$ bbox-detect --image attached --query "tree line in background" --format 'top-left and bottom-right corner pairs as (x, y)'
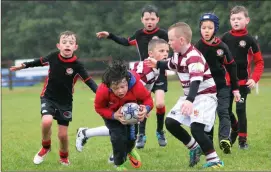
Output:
(2, 1), (271, 69)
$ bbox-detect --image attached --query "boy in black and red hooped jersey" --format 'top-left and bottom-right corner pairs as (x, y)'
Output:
(221, 5), (264, 149)
(195, 13), (241, 154)
(10, 31), (97, 166)
(96, 4), (168, 149)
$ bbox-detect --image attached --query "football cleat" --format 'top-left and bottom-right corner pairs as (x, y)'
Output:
(203, 160), (224, 168)
(128, 149), (141, 168)
(33, 147), (51, 164)
(76, 127), (88, 152)
(220, 139), (231, 154)
(189, 145), (202, 167)
(135, 134), (146, 149)
(59, 158), (70, 166)
(156, 131), (167, 147)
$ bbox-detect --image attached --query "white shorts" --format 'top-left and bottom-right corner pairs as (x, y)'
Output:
(167, 94), (217, 132)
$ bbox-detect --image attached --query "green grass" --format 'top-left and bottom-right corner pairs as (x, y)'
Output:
(2, 77), (271, 171)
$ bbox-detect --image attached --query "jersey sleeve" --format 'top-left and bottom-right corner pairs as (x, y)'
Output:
(186, 56), (205, 82)
(167, 53), (178, 70)
(23, 51), (54, 68)
(250, 37), (264, 83)
(94, 85), (115, 119)
(76, 62), (97, 93)
(222, 43), (235, 65)
(127, 31), (137, 46)
(108, 30), (137, 46)
(223, 45), (239, 90)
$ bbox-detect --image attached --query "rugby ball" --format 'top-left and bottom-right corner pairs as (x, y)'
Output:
(121, 102), (140, 125)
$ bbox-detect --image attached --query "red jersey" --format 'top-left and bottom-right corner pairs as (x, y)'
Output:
(94, 71), (153, 119)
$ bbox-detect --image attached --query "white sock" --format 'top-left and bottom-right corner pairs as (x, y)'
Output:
(185, 137), (199, 150)
(85, 126), (110, 138)
(206, 151), (220, 163)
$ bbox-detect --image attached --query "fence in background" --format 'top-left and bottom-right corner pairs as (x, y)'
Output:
(2, 54), (271, 90)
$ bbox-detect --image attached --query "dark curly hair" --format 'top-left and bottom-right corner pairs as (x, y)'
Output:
(102, 59), (130, 88)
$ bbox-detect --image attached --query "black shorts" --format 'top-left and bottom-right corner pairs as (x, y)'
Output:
(151, 72), (168, 93)
(40, 97), (72, 126)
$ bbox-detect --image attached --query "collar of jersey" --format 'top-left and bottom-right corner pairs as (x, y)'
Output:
(58, 53), (77, 62)
(230, 28), (248, 36)
(143, 27), (159, 35)
(201, 37), (221, 47)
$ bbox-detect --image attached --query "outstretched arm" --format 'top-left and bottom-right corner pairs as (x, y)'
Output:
(10, 54), (50, 71)
(96, 31), (136, 46)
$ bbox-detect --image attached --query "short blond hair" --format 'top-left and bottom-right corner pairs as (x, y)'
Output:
(168, 22), (192, 43)
(148, 38), (168, 51)
(230, 6), (249, 17)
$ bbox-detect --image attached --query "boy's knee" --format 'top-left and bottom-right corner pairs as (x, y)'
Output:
(42, 115), (53, 128)
(156, 103), (165, 109)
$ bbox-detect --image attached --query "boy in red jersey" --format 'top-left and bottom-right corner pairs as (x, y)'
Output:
(94, 59), (153, 170)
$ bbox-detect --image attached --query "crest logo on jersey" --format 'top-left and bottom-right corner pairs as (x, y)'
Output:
(239, 40), (246, 47)
(63, 111), (72, 119)
(216, 49), (224, 56)
(194, 109), (199, 117)
(66, 68), (73, 75)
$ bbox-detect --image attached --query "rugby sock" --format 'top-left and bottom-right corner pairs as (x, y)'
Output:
(205, 150), (220, 163)
(139, 118), (147, 135)
(191, 123), (214, 154)
(85, 126), (109, 138)
(185, 137), (199, 150)
(59, 151), (68, 159)
(42, 139), (51, 149)
(156, 106), (165, 132)
(238, 133), (247, 143)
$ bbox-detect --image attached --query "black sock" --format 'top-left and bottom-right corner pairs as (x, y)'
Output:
(139, 118), (147, 135)
(156, 106), (166, 132)
(191, 122), (214, 155)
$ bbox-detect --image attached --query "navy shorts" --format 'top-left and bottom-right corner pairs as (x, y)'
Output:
(40, 98), (72, 126)
(151, 72), (168, 93)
